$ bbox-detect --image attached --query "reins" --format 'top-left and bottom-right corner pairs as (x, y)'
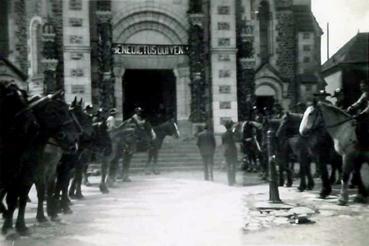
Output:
(325, 117), (355, 128)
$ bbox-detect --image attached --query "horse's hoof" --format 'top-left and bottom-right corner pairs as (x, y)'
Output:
(16, 225), (31, 236)
(338, 199), (348, 206)
(75, 193), (84, 200)
(50, 215), (61, 222)
(286, 182), (293, 188)
(353, 195), (368, 204)
(2, 222), (13, 235)
(69, 194), (77, 200)
(36, 215), (49, 223)
(307, 185), (314, 191)
(153, 171), (160, 175)
(99, 184), (109, 194)
(62, 206), (73, 214)
(297, 186), (305, 192)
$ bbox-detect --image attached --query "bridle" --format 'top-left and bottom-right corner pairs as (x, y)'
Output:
(309, 105), (355, 132)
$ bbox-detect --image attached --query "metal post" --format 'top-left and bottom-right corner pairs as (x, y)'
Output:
(267, 128), (282, 203)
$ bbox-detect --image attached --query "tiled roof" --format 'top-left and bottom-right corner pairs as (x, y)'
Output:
(322, 32), (369, 73)
(293, 5), (322, 34)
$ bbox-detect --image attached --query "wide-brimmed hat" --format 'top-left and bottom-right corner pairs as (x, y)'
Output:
(313, 89), (331, 97)
(331, 88), (343, 97)
(134, 107), (143, 113)
(110, 108), (117, 115)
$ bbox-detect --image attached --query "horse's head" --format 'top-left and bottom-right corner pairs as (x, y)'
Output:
(70, 98), (94, 141)
(0, 82), (39, 137)
(168, 120), (180, 138)
(32, 96), (80, 153)
(276, 112), (302, 138)
(299, 101), (324, 136)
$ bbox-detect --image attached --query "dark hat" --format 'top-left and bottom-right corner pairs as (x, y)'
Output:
(313, 89), (331, 97)
(110, 108), (117, 115)
(134, 107), (143, 113)
(331, 88), (343, 97)
(224, 120), (234, 129)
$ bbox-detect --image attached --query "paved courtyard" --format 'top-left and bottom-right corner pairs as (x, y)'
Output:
(1, 170), (369, 246)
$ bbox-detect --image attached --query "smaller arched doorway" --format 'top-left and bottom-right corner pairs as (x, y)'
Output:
(255, 84), (278, 112)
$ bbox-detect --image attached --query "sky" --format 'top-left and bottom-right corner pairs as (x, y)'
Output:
(311, 0), (369, 64)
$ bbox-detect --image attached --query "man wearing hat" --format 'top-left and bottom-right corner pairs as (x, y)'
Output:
(314, 89), (332, 104)
(196, 124), (216, 181)
(222, 120), (238, 186)
(106, 108), (118, 132)
(331, 88), (344, 108)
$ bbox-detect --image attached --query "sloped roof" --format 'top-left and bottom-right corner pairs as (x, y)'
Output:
(293, 5), (323, 34)
(322, 32), (369, 73)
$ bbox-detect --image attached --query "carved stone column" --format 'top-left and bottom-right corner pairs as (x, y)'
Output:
(188, 10), (208, 123)
(41, 20), (58, 94)
(96, 0), (115, 115)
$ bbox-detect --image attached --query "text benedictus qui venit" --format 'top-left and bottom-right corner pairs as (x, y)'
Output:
(112, 44), (189, 56)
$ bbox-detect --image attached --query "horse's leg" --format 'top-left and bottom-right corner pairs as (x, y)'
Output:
(35, 180), (48, 223)
(0, 189), (6, 217)
(15, 184), (32, 235)
(306, 159), (315, 190)
(99, 155), (109, 194)
(352, 157), (368, 203)
(153, 150), (160, 175)
(297, 154), (307, 192)
(122, 153), (132, 182)
(145, 151), (152, 175)
(339, 153), (356, 205)
(74, 163), (84, 199)
(209, 154), (214, 181)
(2, 189), (16, 235)
(46, 176), (59, 221)
(318, 155), (332, 198)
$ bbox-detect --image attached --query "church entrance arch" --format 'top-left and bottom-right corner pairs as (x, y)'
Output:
(112, 2), (191, 127)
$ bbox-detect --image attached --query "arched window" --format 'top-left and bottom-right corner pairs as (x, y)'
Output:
(258, 1), (270, 63)
(30, 18), (42, 76)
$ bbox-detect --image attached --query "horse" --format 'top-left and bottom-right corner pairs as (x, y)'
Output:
(144, 120), (180, 175)
(68, 98), (95, 200)
(1, 90), (80, 235)
(276, 113), (315, 191)
(233, 121), (262, 172)
(31, 94), (82, 223)
(0, 82), (39, 235)
(300, 102), (369, 205)
(277, 112), (342, 197)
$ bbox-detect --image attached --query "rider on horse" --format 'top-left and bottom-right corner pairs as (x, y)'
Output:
(347, 80), (369, 148)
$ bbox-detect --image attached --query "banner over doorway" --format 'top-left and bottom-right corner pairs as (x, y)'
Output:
(113, 43), (189, 56)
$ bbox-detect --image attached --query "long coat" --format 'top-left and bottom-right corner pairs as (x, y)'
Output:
(196, 129), (216, 156)
(222, 130), (238, 162)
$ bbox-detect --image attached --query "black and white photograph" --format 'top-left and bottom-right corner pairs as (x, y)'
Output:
(0, 0), (368, 245)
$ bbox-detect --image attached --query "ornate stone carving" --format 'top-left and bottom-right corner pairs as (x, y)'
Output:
(70, 35), (83, 44)
(70, 68), (84, 77)
(69, 0), (82, 10)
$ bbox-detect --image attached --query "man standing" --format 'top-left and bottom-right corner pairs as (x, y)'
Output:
(222, 120), (238, 186)
(196, 124), (216, 181)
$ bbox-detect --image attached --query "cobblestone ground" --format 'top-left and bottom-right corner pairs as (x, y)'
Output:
(0, 170), (368, 246)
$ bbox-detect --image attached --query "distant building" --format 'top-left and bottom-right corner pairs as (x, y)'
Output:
(322, 32), (369, 107)
(0, 0), (322, 133)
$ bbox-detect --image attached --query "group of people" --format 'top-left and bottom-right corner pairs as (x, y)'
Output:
(196, 79), (369, 187)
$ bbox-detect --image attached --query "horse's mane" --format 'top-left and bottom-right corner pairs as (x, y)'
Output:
(318, 102), (351, 118)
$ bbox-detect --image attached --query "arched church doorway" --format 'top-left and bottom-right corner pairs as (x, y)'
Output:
(122, 69), (176, 125)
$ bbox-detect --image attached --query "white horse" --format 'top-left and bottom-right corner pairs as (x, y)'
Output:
(299, 101), (369, 205)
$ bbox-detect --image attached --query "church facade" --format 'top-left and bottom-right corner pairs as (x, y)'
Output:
(0, 0), (322, 133)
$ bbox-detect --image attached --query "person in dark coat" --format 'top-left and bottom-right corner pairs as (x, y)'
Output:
(196, 124), (216, 181)
(222, 120), (238, 186)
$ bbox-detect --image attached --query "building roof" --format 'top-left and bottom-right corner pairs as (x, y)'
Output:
(293, 5), (323, 34)
(322, 32), (369, 73)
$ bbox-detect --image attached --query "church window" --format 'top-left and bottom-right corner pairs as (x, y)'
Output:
(219, 85), (231, 94)
(219, 70), (231, 78)
(220, 101), (231, 109)
(70, 0), (82, 10)
(71, 68), (84, 77)
(71, 84), (85, 94)
(30, 18), (42, 76)
(218, 22), (230, 30)
(218, 6), (230, 15)
(218, 54), (231, 61)
(218, 38), (230, 46)
(258, 1), (271, 63)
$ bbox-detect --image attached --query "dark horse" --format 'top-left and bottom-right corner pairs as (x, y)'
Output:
(107, 119), (180, 185)
(277, 112), (342, 198)
(1, 89), (80, 235)
(0, 81), (39, 235)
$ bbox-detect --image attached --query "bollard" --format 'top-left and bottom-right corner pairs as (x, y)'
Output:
(267, 129), (282, 203)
